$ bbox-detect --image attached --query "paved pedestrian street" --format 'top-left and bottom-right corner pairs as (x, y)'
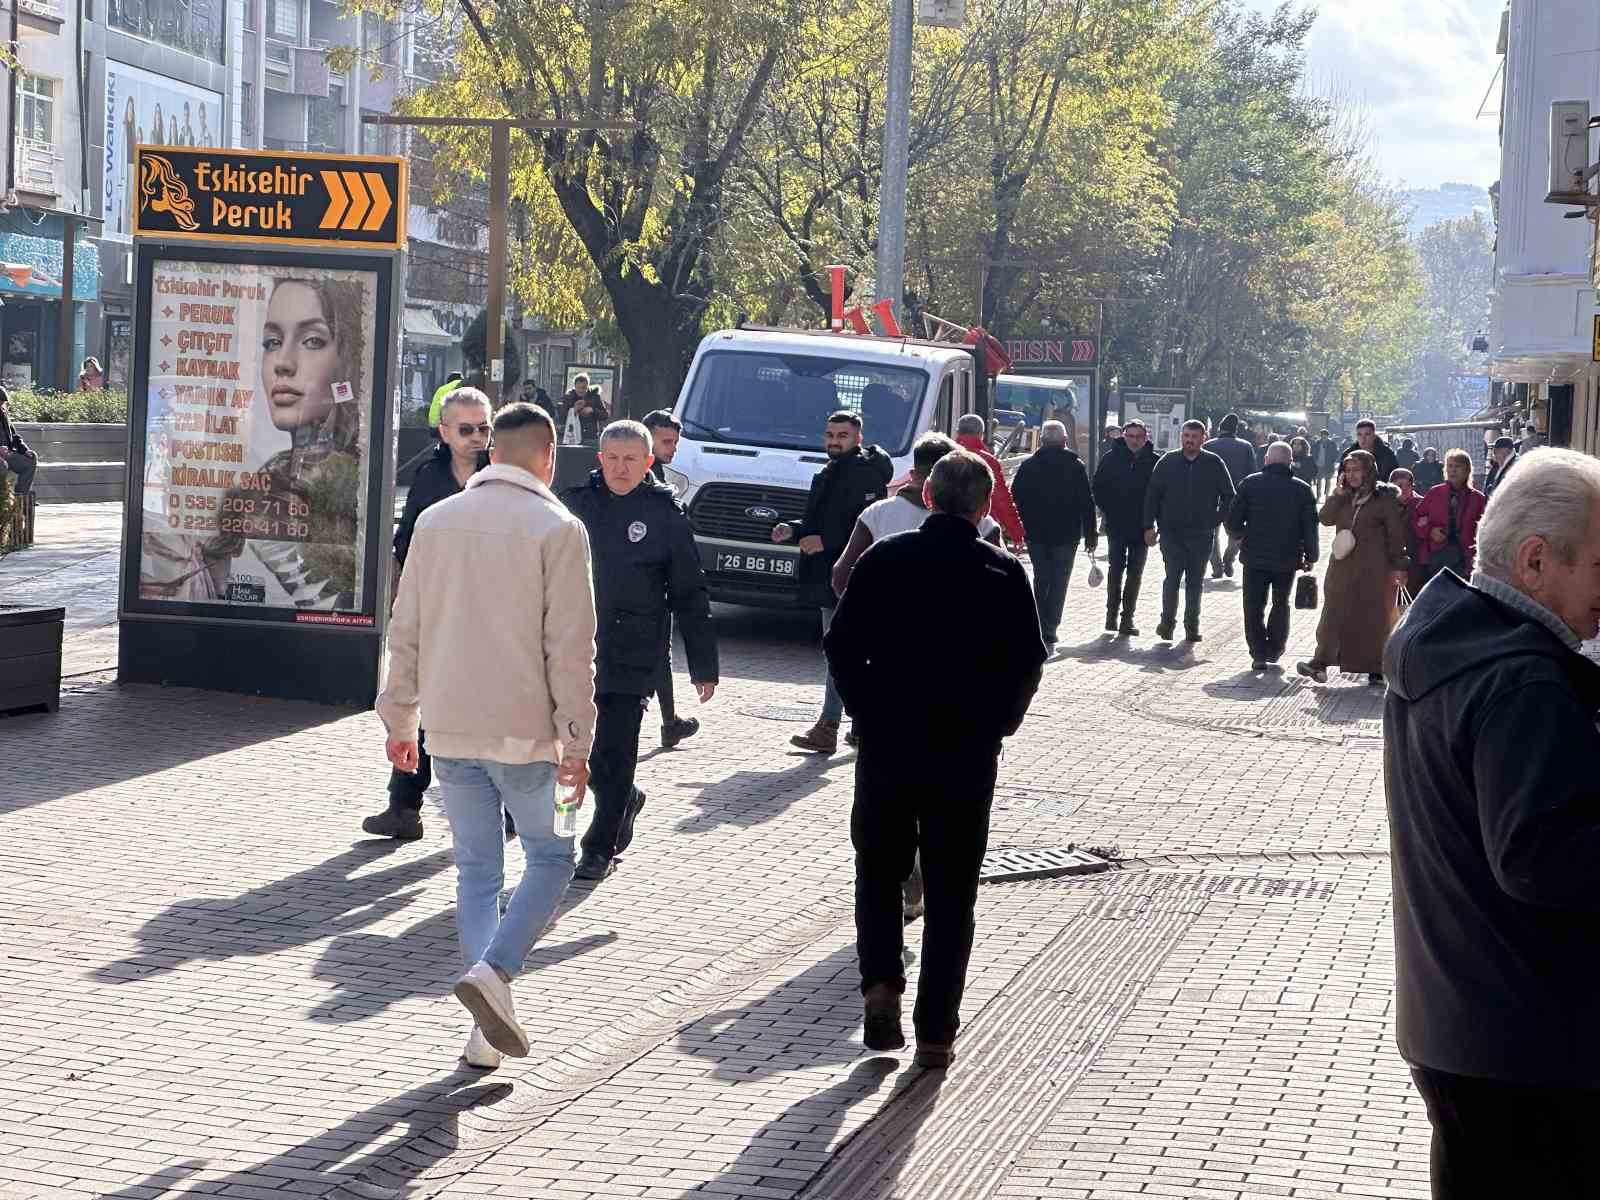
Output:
(3, 504), (1433, 1199)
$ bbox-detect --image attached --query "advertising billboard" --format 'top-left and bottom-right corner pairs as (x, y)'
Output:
(103, 64), (224, 241)
(1120, 388), (1191, 454)
(132, 255), (382, 621)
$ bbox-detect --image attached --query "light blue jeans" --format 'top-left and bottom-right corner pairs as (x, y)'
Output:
(820, 605), (845, 723)
(433, 757), (574, 977)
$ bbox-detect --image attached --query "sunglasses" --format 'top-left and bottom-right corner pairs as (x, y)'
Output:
(454, 422), (493, 437)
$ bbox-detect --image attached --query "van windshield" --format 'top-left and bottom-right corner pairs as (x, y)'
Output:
(679, 350), (928, 455)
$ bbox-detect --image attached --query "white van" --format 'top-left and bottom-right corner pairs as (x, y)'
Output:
(665, 326), (981, 607)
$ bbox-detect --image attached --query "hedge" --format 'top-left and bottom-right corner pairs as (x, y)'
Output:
(6, 387), (128, 424)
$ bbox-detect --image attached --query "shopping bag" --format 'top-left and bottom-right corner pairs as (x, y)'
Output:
(1294, 574), (1318, 610)
(1086, 549), (1104, 588)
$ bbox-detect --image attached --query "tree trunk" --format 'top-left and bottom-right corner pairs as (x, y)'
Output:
(610, 280), (706, 419)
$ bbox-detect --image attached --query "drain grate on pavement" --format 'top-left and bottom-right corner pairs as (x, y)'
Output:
(992, 786), (1090, 818)
(738, 704), (820, 722)
(980, 845), (1113, 882)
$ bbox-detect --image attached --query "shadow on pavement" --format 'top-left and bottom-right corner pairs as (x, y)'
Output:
(677, 944), (874, 1083)
(97, 1070), (510, 1199)
(1055, 634), (1204, 675)
(0, 681), (347, 816)
(1200, 671), (1292, 702)
(309, 906), (617, 1023)
(674, 1056), (917, 1198)
(92, 841), (453, 984)
(674, 754), (846, 833)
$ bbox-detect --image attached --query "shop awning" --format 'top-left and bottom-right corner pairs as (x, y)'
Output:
(403, 307), (454, 347)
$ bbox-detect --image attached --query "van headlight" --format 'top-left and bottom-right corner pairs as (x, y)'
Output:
(664, 466), (690, 497)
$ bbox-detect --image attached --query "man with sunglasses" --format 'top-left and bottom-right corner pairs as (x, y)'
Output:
(363, 388), (493, 840)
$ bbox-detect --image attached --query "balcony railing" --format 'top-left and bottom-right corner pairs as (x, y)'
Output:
(109, 0), (223, 61)
(14, 138), (60, 196)
(17, 0), (66, 25)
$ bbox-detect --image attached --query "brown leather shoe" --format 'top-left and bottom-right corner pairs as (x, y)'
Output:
(863, 982), (905, 1051)
(790, 720), (839, 754)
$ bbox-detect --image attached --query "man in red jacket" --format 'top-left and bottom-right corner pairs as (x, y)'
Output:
(955, 414), (1025, 546)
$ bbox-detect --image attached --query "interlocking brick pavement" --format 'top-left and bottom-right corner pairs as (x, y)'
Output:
(2, 505), (1432, 1199)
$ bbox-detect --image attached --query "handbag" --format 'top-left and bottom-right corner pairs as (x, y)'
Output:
(1294, 573), (1318, 610)
(1086, 548), (1104, 588)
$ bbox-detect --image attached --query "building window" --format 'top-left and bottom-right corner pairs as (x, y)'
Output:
(107, 0), (224, 62)
(20, 76), (55, 145)
(241, 82), (255, 136)
(268, 0), (298, 40)
(360, 117), (389, 156)
(307, 95), (344, 152)
(243, 0), (256, 30)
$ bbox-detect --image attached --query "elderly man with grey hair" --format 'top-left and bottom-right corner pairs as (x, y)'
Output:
(562, 419), (719, 881)
(1384, 447), (1600, 1195)
(1010, 418), (1097, 648)
(826, 448), (1045, 1070)
(1224, 439), (1317, 670)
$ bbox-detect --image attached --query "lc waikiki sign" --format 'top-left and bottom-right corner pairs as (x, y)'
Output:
(131, 145), (406, 250)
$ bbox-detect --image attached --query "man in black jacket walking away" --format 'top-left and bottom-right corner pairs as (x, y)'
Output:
(773, 410), (892, 753)
(1010, 420), (1096, 649)
(1226, 442), (1318, 671)
(1093, 419), (1158, 635)
(364, 387), (492, 841)
(643, 410), (700, 750)
(1384, 449), (1600, 1198)
(1143, 419), (1234, 643)
(825, 449), (1045, 1070)
(564, 420), (719, 881)
(1202, 413), (1256, 578)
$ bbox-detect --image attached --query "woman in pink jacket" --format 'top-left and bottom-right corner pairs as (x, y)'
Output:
(1412, 448), (1487, 584)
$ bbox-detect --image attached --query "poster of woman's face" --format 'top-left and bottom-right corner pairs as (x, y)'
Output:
(137, 261), (377, 614)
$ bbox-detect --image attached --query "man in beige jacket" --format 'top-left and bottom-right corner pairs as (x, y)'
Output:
(377, 402), (597, 1070)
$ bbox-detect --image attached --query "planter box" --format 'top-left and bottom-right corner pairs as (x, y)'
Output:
(0, 605), (63, 714)
(16, 422), (130, 504)
(2, 491), (35, 550)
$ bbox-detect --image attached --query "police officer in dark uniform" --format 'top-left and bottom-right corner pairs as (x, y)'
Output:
(563, 419), (719, 881)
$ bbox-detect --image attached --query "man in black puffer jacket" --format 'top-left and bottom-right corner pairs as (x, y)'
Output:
(1092, 420), (1158, 635)
(365, 388), (492, 842)
(1225, 442), (1318, 670)
(1010, 420), (1096, 647)
(564, 420), (719, 881)
(772, 409), (893, 754)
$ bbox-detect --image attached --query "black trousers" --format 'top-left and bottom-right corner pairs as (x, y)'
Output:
(580, 692), (647, 861)
(1029, 540), (1077, 643)
(388, 728), (430, 811)
(653, 616), (677, 725)
(1159, 531), (1212, 631)
(1105, 535), (1148, 625)
(1410, 1066), (1600, 1198)
(852, 738), (999, 1045)
(1241, 567), (1294, 661)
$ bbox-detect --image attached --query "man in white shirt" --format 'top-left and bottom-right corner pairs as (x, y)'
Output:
(833, 433), (1000, 598)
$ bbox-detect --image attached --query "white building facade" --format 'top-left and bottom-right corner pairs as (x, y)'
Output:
(1488, 0), (1600, 453)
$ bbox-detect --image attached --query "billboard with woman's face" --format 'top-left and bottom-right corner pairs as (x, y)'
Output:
(132, 256), (383, 620)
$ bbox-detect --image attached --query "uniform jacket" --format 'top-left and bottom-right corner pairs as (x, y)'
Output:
(824, 513), (1046, 749)
(1412, 482), (1487, 575)
(1143, 448), (1235, 537)
(1010, 444), (1096, 549)
(563, 470), (717, 696)
(955, 433), (1025, 543)
(1385, 571), (1600, 1084)
(1340, 439), (1399, 482)
(393, 443), (488, 567)
(377, 464), (597, 765)
(1225, 462), (1318, 573)
(1201, 433), (1256, 490)
(1092, 437), (1158, 541)
(794, 444), (893, 607)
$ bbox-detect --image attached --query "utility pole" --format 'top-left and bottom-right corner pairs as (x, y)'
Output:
(363, 115), (639, 406)
(874, 0), (913, 319)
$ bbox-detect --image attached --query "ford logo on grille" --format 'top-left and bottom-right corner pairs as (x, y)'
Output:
(745, 505), (781, 521)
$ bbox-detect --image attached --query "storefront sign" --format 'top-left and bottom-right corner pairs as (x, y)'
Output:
(104, 64), (224, 242)
(132, 145), (406, 249)
(1003, 337), (1098, 367)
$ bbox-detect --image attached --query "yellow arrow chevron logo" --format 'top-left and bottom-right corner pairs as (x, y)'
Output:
(320, 169), (394, 232)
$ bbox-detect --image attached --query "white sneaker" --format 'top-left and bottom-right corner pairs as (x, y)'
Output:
(462, 1026), (502, 1070)
(452, 962), (530, 1057)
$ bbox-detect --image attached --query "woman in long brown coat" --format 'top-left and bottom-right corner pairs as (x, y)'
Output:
(1296, 449), (1410, 686)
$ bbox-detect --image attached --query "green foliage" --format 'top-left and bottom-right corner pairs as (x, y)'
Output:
(5, 388), (128, 424)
